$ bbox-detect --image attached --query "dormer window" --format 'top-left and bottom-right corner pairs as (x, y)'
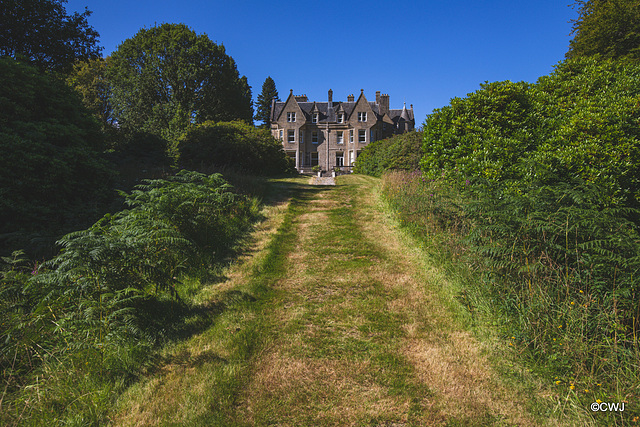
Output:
(337, 113), (344, 123)
(312, 113), (318, 123)
(287, 112), (296, 122)
(357, 112), (367, 122)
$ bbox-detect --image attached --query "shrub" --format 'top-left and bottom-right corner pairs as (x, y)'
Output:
(354, 130), (423, 177)
(0, 58), (114, 254)
(178, 121), (296, 176)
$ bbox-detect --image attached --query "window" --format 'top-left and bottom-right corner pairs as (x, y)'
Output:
(337, 131), (344, 144)
(349, 129), (354, 143)
(279, 129), (283, 140)
(312, 113), (318, 123)
(358, 129), (366, 143)
(299, 130), (304, 144)
(370, 129), (375, 142)
(337, 113), (344, 123)
(336, 152), (344, 167)
(357, 112), (367, 122)
(310, 152), (319, 166)
(287, 112), (296, 122)
(312, 131), (318, 144)
(288, 129), (295, 143)
(349, 150), (355, 165)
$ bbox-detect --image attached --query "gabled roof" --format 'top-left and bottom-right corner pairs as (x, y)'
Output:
(270, 90), (414, 124)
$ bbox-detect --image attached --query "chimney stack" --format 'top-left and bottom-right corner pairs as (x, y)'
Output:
(328, 89), (333, 104)
(347, 94), (354, 102)
(376, 91), (381, 104)
(380, 94), (390, 115)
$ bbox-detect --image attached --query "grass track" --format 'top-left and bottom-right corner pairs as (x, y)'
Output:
(113, 175), (576, 426)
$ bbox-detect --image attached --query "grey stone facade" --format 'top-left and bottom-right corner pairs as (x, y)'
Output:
(271, 89), (415, 173)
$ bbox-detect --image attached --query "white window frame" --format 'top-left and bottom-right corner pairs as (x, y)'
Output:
(349, 129), (354, 143)
(312, 131), (318, 144)
(312, 113), (318, 123)
(358, 129), (366, 143)
(279, 129), (283, 141)
(288, 129), (295, 143)
(336, 151), (344, 167)
(337, 113), (344, 123)
(287, 112), (296, 122)
(358, 112), (367, 122)
(337, 131), (344, 144)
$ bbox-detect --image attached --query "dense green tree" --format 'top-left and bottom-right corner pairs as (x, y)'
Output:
(567, 0), (640, 61)
(67, 57), (113, 130)
(0, 58), (112, 251)
(255, 76), (280, 127)
(108, 24), (253, 144)
(0, 0), (101, 73)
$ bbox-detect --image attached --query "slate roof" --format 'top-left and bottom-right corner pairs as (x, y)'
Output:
(272, 96), (414, 123)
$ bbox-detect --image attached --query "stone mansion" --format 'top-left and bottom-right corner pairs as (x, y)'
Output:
(270, 89), (415, 172)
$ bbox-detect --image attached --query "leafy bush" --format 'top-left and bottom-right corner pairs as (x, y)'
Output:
(422, 57), (640, 207)
(0, 58), (114, 255)
(178, 121), (296, 176)
(354, 131), (423, 177)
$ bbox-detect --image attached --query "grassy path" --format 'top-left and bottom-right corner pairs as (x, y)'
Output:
(114, 175), (544, 426)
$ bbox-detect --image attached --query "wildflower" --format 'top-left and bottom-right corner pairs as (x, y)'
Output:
(596, 399), (602, 403)
(579, 290), (583, 293)
(556, 381), (561, 385)
(570, 302), (575, 305)
(570, 385), (575, 390)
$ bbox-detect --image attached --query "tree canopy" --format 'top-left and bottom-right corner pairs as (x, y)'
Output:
(567, 0), (640, 61)
(108, 24), (253, 143)
(255, 76), (280, 127)
(67, 57), (113, 130)
(0, 0), (101, 73)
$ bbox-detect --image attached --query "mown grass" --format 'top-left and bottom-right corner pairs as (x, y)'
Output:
(115, 173), (566, 425)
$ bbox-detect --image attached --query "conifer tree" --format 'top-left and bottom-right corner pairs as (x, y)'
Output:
(255, 76), (280, 127)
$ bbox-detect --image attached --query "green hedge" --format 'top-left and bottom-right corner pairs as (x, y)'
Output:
(178, 120), (296, 176)
(354, 131), (423, 177)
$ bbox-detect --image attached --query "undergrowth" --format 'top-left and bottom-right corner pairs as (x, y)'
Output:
(379, 170), (639, 426)
(0, 170), (262, 426)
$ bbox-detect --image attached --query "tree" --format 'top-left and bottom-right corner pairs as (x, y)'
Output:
(67, 57), (113, 130)
(107, 23), (253, 144)
(0, 0), (101, 73)
(0, 58), (112, 251)
(567, 0), (640, 61)
(255, 76), (280, 127)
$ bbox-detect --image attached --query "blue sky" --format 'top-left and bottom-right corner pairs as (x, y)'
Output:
(65, 0), (579, 126)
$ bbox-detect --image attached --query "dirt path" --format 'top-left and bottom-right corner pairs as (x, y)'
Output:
(114, 175), (548, 426)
